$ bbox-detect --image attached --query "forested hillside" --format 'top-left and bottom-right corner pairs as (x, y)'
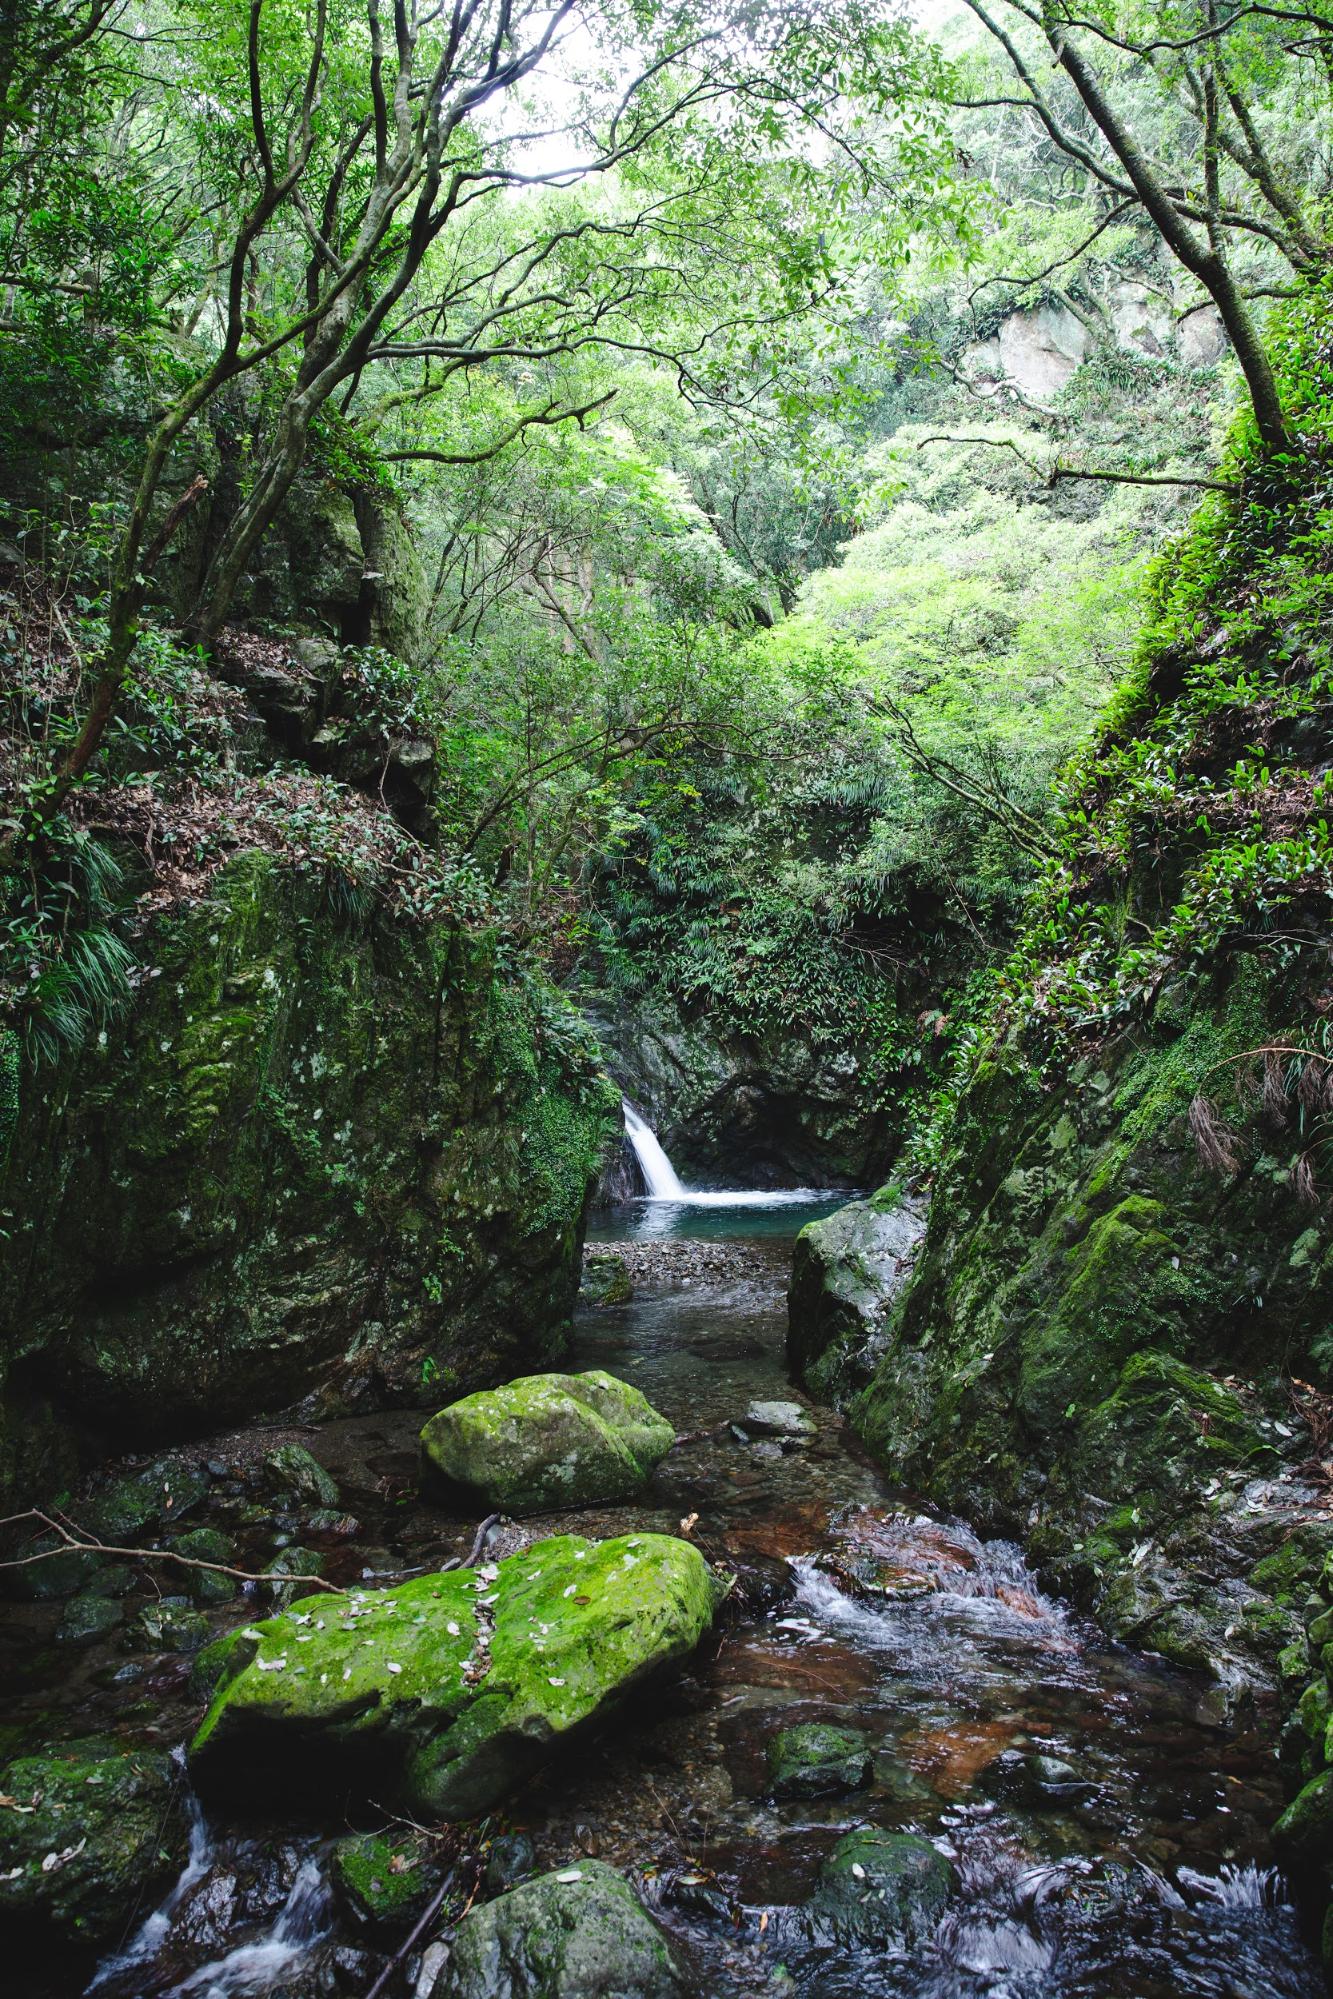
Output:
(1, 3), (1332, 1996)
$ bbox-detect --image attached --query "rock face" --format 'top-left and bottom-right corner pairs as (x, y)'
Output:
(963, 303), (1090, 402)
(190, 1532), (719, 1816)
(433, 1861), (690, 1999)
(787, 1189), (925, 1397)
(808, 1829), (953, 1945)
(420, 1372), (675, 1514)
(0, 1738), (189, 1945)
(810, 970), (1333, 1697)
(593, 999), (894, 1190)
(0, 852), (618, 1507)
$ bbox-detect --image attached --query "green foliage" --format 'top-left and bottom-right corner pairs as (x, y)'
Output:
(919, 276), (1333, 1173)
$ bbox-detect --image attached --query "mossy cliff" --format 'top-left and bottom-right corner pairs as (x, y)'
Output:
(838, 967), (1332, 1688)
(0, 849), (618, 1504)
(794, 279), (1333, 1948)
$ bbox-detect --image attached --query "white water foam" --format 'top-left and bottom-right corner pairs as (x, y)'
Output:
(166, 1854), (332, 1997)
(88, 1753), (212, 1993)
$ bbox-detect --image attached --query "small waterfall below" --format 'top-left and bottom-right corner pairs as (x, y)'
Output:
(623, 1100), (687, 1199)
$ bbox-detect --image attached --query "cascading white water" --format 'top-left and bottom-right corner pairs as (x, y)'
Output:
(620, 1099), (824, 1208)
(622, 1100), (687, 1199)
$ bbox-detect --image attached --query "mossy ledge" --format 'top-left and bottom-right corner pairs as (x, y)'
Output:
(0, 849), (619, 1506)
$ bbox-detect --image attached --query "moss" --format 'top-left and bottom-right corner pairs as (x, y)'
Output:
(191, 1531), (718, 1818)
(331, 1830), (448, 1933)
(419, 1370), (675, 1513)
(0, 1737), (188, 1941)
(1275, 1768), (1333, 1869)
(0, 851), (615, 1503)
(1018, 1197), (1182, 1428)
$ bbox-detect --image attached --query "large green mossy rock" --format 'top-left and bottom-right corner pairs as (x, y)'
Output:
(0, 1737), (188, 1944)
(431, 1861), (690, 1999)
(808, 1828), (953, 1946)
(190, 1532), (717, 1816)
(420, 1372), (674, 1514)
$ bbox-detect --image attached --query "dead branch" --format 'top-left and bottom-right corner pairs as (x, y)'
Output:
(0, 1507), (340, 1594)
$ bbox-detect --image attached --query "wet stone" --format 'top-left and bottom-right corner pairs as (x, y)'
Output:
(266, 1442), (340, 1509)
(581, 1252), (634, 1308)
(808, 1828), (954, 1946)
(57, 1592), (124, 1645)
(331, 1828), (448, 1936)
(484, 1829), (538, 1897)
(0, 1737), (189, 1945)
(430, 1861), (690, 1999)
(741, 1400), (816, 1440)
(766, 1723), (873, 1800)
(137, 1600), (212, 1652)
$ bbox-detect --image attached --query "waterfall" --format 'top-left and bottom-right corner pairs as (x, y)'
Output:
(623, 1101), (687, 1199)
(619, 1099), (826, 1209)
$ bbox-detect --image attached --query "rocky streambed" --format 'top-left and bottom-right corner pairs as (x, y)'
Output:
(0, 1206), (1325, 1997)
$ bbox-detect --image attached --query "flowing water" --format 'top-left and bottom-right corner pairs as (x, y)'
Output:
(8, 1173), (1322, 1997)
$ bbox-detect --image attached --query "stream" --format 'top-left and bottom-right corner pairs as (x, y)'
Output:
(7, 1195), (1324, 1998)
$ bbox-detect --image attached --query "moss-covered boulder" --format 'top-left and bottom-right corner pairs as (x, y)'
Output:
(1274, 1769), (1333, 1873)
(191, 1532), (718, 1816)
(808, 1828), (953, 1946)
(766, 1723), (872, 1800)
(0, 852), (619, 1509)
(431, 1861), (690, 1999)
(420, 1372), (674, 1514)
(0, 1737), (188, 1944)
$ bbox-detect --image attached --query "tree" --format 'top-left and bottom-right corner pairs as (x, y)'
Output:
(951, 0), (1333, 456)
(0, 0), (945, 859)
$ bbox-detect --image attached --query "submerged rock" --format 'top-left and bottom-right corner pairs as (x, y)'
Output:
(190, 1532), (718, 1817)
(808, 1828), (953, 1946)
(420, 1371), (675, 1514)
(766, 1723), (872, 1800)
(431, 1860), (690, 1998)
(0, 1737), (188, 1944)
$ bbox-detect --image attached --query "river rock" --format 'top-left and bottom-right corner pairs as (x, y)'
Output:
(265, 1442), (339, 1508)
(56, 1592), (123, 1645)
(190, 1532), (718, 1817)
(766, 1723), (872, 1799)
(808, 1828), (954, 1946)
(581, 1254), (633, 1309)
(331, 1828), (448, 1935)
(430, 1860), (690, 1998)
(420, 1371), (675, 1513)
(739, 1400), (815, 1441)
(787, 1191), (924, 1397)
(0, 1737), (189, 1944)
